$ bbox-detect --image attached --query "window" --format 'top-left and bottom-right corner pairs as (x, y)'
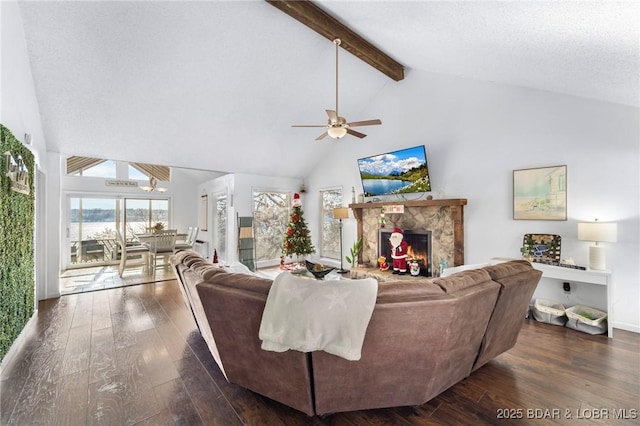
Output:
(66, 156), (170, 182)
(320, 188), (343, 259)
(68, 197), (119, 265)
(124, 198), (170, 240)
(66, 157), (116, 178)
(214, 195), (227, 261)
(253, 191), (290, 263)
(129, 162), (171, 181)
(127, 165), (148, 180)
(66, 196), (170, 268)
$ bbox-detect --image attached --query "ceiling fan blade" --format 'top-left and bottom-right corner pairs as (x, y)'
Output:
(346, 128), (367, 139)
(346, 119), (382, 127)
(326, 110), (338, 123)
(292, 124), (328, 128)
(315, 131), (329, 141)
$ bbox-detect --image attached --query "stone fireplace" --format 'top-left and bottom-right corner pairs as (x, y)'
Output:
(349, 199), (467, 277)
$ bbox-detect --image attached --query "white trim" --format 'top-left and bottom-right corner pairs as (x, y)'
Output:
(612, 322), (640, 335)
(35, 168), (48, 301)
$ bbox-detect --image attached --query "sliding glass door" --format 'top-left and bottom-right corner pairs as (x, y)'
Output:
(123, 198), (169, 240)
(68, 197), (119, 266)
(67, 196), (169, 268)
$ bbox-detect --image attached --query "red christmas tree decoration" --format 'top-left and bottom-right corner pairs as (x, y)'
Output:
(212, 249), (218, 264)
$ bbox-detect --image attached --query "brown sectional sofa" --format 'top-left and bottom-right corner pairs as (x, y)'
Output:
(170, 250), (541, 416)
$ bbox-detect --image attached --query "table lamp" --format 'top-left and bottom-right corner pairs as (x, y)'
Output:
(577, 220), (617, 270)
(333, 207), (349, 273)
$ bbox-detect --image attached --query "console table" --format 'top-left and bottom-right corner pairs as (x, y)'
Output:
(492, 258), (613, 337)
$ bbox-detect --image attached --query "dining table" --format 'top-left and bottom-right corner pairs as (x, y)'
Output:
(135, 232), (187, 245)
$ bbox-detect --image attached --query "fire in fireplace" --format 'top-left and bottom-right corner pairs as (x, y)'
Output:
(379, 229), (432, 276)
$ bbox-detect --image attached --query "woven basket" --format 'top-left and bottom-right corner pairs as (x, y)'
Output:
(565, 305), (607, 326)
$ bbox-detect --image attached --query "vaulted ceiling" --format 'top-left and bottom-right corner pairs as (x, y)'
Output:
(17, 1), (639, 179)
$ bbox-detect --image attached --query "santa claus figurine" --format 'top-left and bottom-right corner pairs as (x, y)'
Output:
(389, 227), (408, 275)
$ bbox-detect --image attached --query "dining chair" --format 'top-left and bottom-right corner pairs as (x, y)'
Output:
(175, 226), (199, 251)
(116, 230), (150, 277)
(148, 229), (177, 276)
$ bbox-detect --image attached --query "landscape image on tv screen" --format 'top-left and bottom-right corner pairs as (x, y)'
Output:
(357, 145), (431, 197)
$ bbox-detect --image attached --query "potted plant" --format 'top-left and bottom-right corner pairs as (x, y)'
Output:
(346, 238), (362, 269)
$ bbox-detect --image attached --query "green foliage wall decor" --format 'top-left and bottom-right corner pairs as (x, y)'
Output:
(0, 124), (35, 361)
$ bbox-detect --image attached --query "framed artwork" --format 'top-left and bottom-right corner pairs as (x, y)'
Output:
(521, 234), (562, 264)
(513, 165), (567, 220)
(200, 194), (208, 231)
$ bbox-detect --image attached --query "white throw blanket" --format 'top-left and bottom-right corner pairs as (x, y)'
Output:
(259, 272), (378, 361)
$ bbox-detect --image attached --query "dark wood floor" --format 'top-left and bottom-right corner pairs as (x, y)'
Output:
(1, 279), (638, 425)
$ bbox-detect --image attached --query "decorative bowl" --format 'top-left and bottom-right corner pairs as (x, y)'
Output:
(305, 260), (335, 280)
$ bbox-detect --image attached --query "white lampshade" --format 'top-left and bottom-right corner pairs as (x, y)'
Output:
(333, 207), (349, 220)
(578, 222), (617, 243)
(327, 127), (347, 139)
(578, 221), (617, 270)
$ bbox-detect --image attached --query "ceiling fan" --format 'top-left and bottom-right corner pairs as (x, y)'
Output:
(293, 38), (382, 140)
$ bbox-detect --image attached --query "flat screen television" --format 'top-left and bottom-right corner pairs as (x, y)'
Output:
(357, 145), (431, 197)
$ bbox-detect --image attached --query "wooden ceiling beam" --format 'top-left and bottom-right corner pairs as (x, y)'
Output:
(266, 0), (404, 81)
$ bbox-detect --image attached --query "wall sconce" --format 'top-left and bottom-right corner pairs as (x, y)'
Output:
(333, 207), (349, 273)
(577, 219), (617, 270)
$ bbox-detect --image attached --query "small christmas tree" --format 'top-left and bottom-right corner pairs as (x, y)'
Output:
(281, 193), (315, 263)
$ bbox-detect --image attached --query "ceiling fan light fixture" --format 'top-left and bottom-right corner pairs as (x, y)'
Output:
(140, 176), (167, 192)
(327, 127), (347, 139)
(291, 38), (381, 140)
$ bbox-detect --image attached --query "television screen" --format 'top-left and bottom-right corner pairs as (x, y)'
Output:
(357, 145), (431, 197)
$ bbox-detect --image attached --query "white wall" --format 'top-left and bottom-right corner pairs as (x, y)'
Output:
(305, 70), (640, 333)
(1, 1), (50, 302)
(0, 1), (47, 165)
(170, 168), (202, 233)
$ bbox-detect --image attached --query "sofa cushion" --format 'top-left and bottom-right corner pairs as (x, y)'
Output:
(173, 249), (201, 263)
(376, 279), (446, 302)
(432, 268), (493, 293)
(483, 259), (534, 281)
(472, 260), (542, 371)
(208, 270), (273, 296)
(441, 263), (489, 277)
(183, 255), (205, 267)
(222, 261), (258, 276)
(191, 261), (227, 280)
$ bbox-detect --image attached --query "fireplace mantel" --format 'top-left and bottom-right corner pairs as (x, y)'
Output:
(348, 199), (467, 269)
